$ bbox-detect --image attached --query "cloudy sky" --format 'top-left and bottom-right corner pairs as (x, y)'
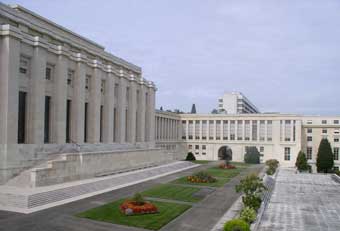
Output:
(4, 0), (340, 115)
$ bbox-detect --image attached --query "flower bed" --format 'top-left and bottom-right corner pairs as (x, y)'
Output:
(187, 171), (217, 183)
(120, 200), (158, 216)
(219, 164), (236, 169)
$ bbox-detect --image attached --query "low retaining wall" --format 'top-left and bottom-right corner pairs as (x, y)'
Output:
(32, 148), (171, 187)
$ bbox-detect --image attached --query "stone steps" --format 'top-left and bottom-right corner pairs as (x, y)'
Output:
(0, 161), (198, 214)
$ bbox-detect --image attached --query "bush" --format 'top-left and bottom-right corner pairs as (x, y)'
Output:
(185, 152), (196, 161)
(131, 193), (145, 205)
(244, 146), (260, 164)
(187, 171), (217, 183)
(236, 174), (266, 210)
(335, 170), (340, 176)
(295, 151), (309, 171)
(240, 207), (257, 224)
(265, 159), (279, 175)
(224, 219), (250, 231)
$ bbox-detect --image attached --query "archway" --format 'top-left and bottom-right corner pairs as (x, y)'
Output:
(218, 146), (233, 161)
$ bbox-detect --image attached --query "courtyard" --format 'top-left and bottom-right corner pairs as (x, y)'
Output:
(257, 168), (340, 231)
(0, 162), (262, 231)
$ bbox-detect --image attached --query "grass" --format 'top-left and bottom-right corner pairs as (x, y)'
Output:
(77, 199), (191, 230)
(171, 164), (250, 187)
(141, 184), (202, 202)
(190, 160), (213, 164)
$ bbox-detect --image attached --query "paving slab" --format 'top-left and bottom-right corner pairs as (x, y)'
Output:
(257, 168), (340, 231)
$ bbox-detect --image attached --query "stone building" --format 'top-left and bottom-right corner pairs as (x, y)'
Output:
(0, 4), (161, 186)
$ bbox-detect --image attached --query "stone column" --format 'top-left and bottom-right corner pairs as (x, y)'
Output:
(146, 85), (156, 143)
(88, 62), (101, 143)
(0, 25), (21, 144)
(53, 46), (68, 144)
(102, 70), (115, 143)
(28, 37), (48, 144)
(117, 76), (127, 143)
(127, 77), (137, 143)
(71, 54), (86, 143)
(137, 84), (146, 142)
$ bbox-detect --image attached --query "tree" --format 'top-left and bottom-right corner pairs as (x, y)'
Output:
(295, 151), (309, 171)
(160, 106), (163, 111)
(185, 152), (196, 161)
(316, 138), (334, 173)
(211, 109), (218, 114)
(244, 147), (260, 164)
(191, 104), (197, 114)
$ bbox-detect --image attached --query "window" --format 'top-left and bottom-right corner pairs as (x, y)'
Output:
(85, 75), (91, 90)
(67, 70), (74, 86)
(284, 147), (291, 161)
(322, 129), (327, 134)
(195, 152), (199, 155)
(307, 120), (312, 124)
(334, 120), (339, 124)
(260, 146), (264, 152)
(334, 138), (339, 142)
(195, 145), (199, 150)
(307, 147), (312, 160)
(202, 152), (206, 155)
(307, 136), (312, 141)
(307, 128), (312, 133)
(45, 66), (53, 80)
(202, 145), (206, 150)
(188, 145), (192, 149)
(334, 148), (339, 160)
(322, 120), (327, 124)
(101, 80), (105, 94)
(334, 166), (339, 171)
(19, 57), (29, 75)
(18, 91), (27, 144)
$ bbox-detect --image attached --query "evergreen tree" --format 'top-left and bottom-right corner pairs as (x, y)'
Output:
(316, 138), (334, 173)
(211, 109), (218, 114)
(244, 147), (260, 164)
(295, 151), (309, 171)
(191, 104), (197, 114)
(160, 106), (163, 111)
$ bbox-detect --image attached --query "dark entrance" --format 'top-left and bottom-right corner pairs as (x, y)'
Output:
(218, 146), (233, 162)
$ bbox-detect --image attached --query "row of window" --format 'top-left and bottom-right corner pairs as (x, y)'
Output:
(306, 120), (339, 125)
(306, 147), (339, 160)
(307, 136), (339, 142)
(307, 128), (340, 134)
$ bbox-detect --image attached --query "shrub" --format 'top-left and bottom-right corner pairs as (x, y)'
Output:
(131, 193), (145, 205)
(244, 146), (260, 164)
(185, 152), (196, 161)
(240, 207), (257, 224)
(235, 174), (266, 210)
(335, 170), (340, 176)
(316, 138), (334, 173)
(265, 159), (279, 175)
(224, 219), (250, 231)
(295, 151), (309, 171)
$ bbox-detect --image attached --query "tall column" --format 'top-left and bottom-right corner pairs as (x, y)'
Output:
(127, 78), (137, 143)
(117, 76), (127, 143)
(146, 85), (156, 143)
(71, 54), (86, 143)
(53, 46), (68, 144)
(137, 84), (146, 142)
(28, 38), (47, 144)
(88, 64), (101, 143)
(102, 71), (115, 143)
(0, 25), (21, 144)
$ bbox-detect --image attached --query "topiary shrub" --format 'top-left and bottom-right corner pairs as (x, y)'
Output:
(316, 138), (334, 173)
(185, 152), (196, 161)
(131, 193), (145, 205)
(295, 151), (309, 172)
(244, 146), (260, 164)
(240, 207), (257, 224)
(224, 219), (250, 231)
(265, 159), (279, 175)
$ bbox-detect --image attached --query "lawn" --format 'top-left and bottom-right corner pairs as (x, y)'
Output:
(142, 184), (202, 202)
(205, 167), (241, 178)
(190, 160), (213, 164)
(77, 199), (191, 230)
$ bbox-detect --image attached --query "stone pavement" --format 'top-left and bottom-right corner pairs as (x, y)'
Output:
(257, 168), (340, 231)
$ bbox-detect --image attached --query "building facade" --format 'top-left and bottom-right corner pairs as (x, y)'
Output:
(218, 92), (259, 114)
(180, 114), (340, 171)
(0, 4), (158, 185)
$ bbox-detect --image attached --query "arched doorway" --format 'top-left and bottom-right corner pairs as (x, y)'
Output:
(218, 146), (233, 161)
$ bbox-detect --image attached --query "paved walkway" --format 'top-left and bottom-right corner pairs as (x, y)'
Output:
(257, 168), (340, 231)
